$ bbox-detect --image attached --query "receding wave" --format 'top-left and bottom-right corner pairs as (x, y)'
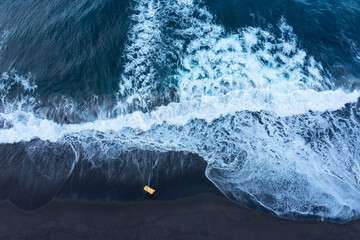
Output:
(0, 0), (360, 222)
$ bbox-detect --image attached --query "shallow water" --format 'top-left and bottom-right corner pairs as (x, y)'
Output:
(0, 0), (360, 222)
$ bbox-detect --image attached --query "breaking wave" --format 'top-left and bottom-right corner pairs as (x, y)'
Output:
(0, 0), (360, 222)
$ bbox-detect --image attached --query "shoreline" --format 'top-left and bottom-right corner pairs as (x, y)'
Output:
(1, 193), (360, 240)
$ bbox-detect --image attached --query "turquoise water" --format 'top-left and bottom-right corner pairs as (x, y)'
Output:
(0, 0), (360, 222)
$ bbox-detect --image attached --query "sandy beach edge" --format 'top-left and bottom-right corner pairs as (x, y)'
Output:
(1, 194), (360, 240)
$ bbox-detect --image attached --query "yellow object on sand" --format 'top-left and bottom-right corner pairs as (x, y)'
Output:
(144, 186), (155, 194)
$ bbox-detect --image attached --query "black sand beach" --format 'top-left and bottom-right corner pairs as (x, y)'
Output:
(1, 194), (360, 240)
(1, 145), (360, 239)
(1, 0), (360, 239)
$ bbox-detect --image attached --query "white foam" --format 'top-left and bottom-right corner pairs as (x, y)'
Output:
(0, 70), (37, 104)
(118, 0), (164, 108)
(1, 0), (360, 222)
(0, 88), (358, 143)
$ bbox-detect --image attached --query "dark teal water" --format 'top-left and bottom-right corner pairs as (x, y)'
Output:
(0, 0), (360, 223)
(1, 0), (359, 103)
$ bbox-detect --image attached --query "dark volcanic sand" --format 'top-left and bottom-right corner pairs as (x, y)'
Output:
(1, 194), (360, 240)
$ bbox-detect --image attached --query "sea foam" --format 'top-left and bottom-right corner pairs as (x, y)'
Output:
(0, 0), (360, 222)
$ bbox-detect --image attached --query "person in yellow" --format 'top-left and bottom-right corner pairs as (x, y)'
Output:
(144, 186), (155, 194)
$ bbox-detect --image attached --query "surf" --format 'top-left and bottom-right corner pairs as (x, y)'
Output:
(0, 0), (360, 222)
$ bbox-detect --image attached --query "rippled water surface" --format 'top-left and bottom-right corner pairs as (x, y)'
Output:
(1, 0), (360, 222)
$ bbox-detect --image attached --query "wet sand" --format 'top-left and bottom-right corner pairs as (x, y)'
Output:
(1, 194), (360, 240)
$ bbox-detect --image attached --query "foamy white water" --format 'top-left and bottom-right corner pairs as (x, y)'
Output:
(0, 0), (360, 222)
(0, 88), (359, 143)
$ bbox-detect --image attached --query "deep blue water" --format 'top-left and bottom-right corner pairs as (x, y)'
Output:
(0, 0), (360, 223)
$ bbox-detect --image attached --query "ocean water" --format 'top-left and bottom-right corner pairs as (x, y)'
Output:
(0, 0), (360, 222)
